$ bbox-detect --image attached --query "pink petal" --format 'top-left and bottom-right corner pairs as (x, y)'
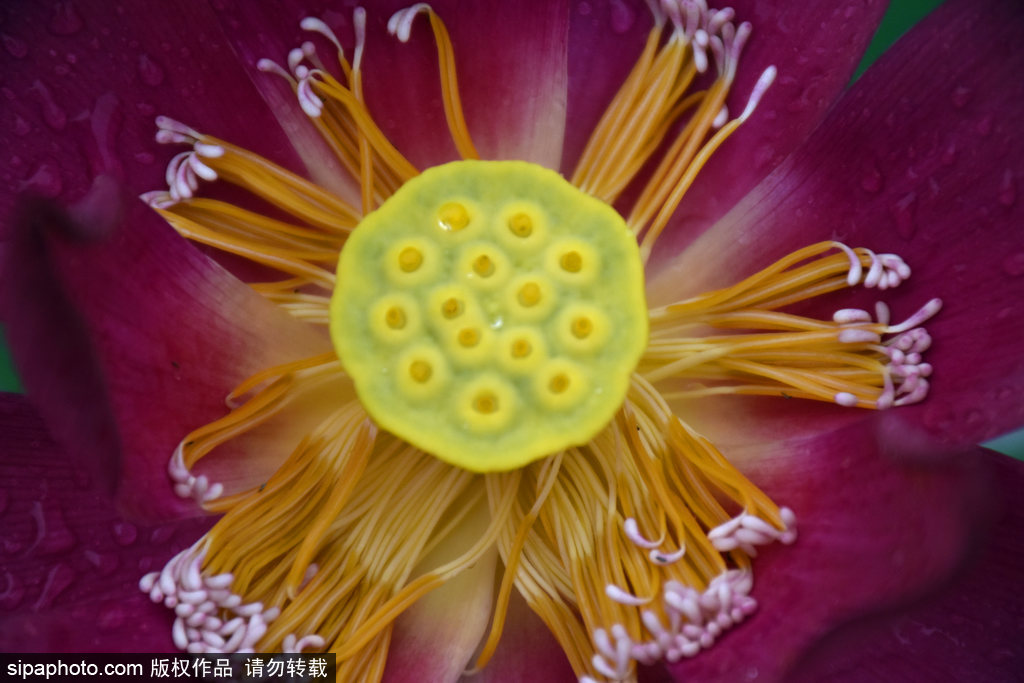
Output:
(360, 0), (570, 169)
(650, 0), (1024, 446)
(0, 0), (308, 220)
(466, 592), (576, 683)
(665, 422), (997, 682)
(787, 451), (1024, 681)
(3, 194), (331, 523)
(0, 394), (210, 651)
(383, 504), (497, 683)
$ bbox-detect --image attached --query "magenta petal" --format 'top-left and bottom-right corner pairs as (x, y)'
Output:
(665, 423), (995, 682)
(467, 592), (576, 683)
(787, 450), (1024, 681)
(0, 394), (210, 651)
(651, 0), (1024, 446)
(361, 0), (570, 169)
(0, 0), (307, 221)
(3, 195), (331, 523)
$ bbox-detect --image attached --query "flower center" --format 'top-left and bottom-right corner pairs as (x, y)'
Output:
(330, 160), (648, 471)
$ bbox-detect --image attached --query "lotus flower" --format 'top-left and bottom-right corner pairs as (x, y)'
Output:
(1, 0), (1022, 681)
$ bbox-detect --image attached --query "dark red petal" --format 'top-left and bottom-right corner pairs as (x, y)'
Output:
(2, 195), (331, 523)
(356, 0), (571, 169)
(787, 451), (1024, 682)
(651, 0), (1024, 447)
(466, 592), (576, 683)
(665, 423), (994, 682)
(0, 394), (210, 651)
(0, 0), (307, 223)
(563, 0), (887, 237)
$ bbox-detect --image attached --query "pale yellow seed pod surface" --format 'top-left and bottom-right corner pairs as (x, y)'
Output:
(330, 160), (647, 472)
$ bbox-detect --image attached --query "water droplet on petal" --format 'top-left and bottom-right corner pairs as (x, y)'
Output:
(578, 1), (592, 16)
(137, 53), (166, 86)
(48, 2), (84, 35)
(13, 116), (30, 136)
(31, 80), (67, 131)
(975, 114), (993, 136)
(150, 526), (176, 544)
(32, 499), (76, 555)
(134, 152), (155, 165)
(0, 572), (25, 610)
(98, 602), (128, 631)
(892, 192), (917, 239)
(84, 550), (120, 576)
(112, 521), (138, 546)
(610, 0), (636, 33)
(33, 563), (75, 610)
(950, 85), (972, 109)
(1001, 252), (1024, 277)
(20, 162), (63, 198)
(940, 141), (957, 166)
(2, 34), (28, 59)
(859, 163), (883, 193)
(997, 169), (1016, 207)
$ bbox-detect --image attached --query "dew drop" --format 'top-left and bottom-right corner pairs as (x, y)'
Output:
(949, 85), (972, 109)
(975, 114), (993, 137)
(150, 525), (176, 544)
(31, 80), (67, 131)
(137, 53), (166, 86)
(48, 2), (84, 36)
(891, 191), (917, 239)
(31, 499), (76, 556)
(997, 169), (1016, 207)
(859, 163), (883, 194)
(2, 34), (28, 59)
(0, 572), (25, 610)
(940, 141), (957, 166)
(1001, 252), (1024, 278)
(21, 162), (63, 198)
(13, 116), (30, 136)
(84, 550), (120, 576)
(578, 1), (592, 16)
(134, 151), (155, 165)
(112, 521), (138, 546)
(34, 563), (75, 610)
(137, 556), (154, 572)
(609, 0), (636, 33)
(97, 602), (128, 631)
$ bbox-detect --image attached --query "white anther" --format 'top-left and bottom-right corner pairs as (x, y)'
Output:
(287, 47), (307, 75)
(838, 328), (881, 344)
(833, 308), (872, 324)
(650, 546), (686, 564)
(301, 17), (344, 56)
(155, 116), (200, 143)
(591, 654), (621, 680)
(202, 631), (226, 649)
(739, 65), (776, 121)
(194, 142), (225, 158)
(874, 301), (891, 326)
(387, 4), (431, 43)
(886, 298), (943, 334)
(139, 572), (158, 593)
(624, 518), (661, 549)
(834, 391), (859, 407)
(353, 8), (367, 74)
(606, 584), (651, 606)
(187, 153), (218, 182)
(139, 190), (177, 209)
(296, 77), (324, 117)
(712, 105), (729, 129)
(283, 634), (325, 653)
(172, 617), (189, 649)
(257, 58), (294, 83)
